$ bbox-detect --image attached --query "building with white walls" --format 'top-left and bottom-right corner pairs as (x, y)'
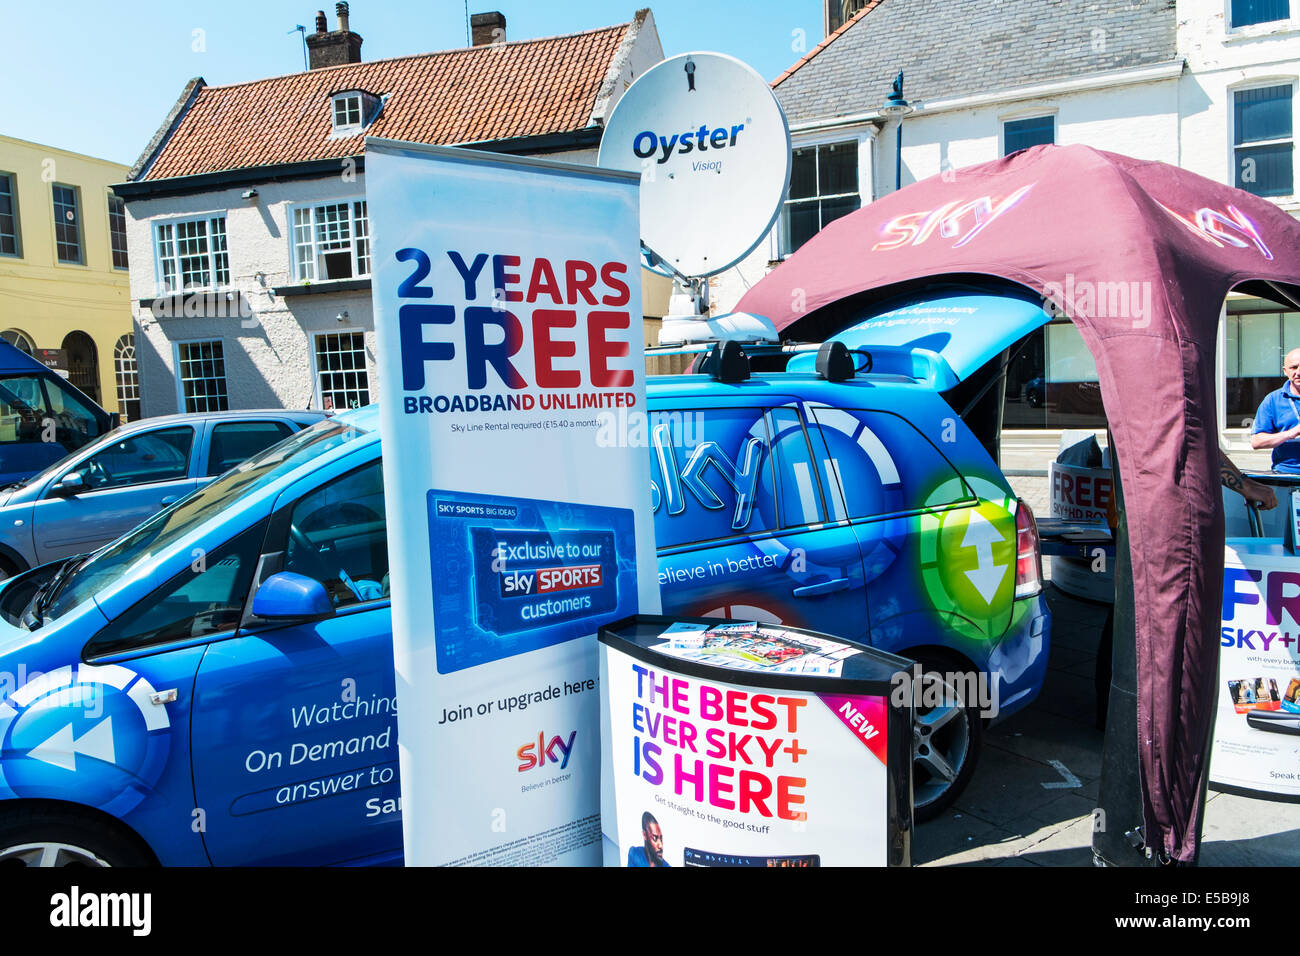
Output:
(115, 6), (665, 417)
(712, 0), (1300, 437)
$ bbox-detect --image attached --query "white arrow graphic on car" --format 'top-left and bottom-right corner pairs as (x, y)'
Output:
(962, 511), (1009, 604)
(27, 717), (115, 771)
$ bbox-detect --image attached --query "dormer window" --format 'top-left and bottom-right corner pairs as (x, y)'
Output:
(330, 90), (380, 136)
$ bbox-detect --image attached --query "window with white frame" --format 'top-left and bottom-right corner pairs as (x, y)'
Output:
(332, 92), (364, 134)
(1234, 84), (1294, 198)
(0, 172), (20, 257)
(314, 331), (370, 411)
(782, 141), (860, 255)
(1231, 0), (1290, 28)
(155, 215), (229, 293)
(292, 201), (370, 281)
(177, 340), (229, 413)
(108, 194), (128, 270)
(52, 184), (82, 264)
(115, 333), (140, 422)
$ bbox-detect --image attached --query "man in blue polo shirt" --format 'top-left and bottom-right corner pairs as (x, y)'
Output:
(1251, 348), (1300, 474)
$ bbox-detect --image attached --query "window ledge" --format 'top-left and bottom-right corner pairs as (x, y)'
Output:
(1224, 22), (1300, 43)
(138, 289), (245, 318)
(274, 278), (371, 297)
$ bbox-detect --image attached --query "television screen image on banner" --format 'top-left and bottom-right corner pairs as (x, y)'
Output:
(1210, 542), (1300, 800)
(429, 489), (637, 672)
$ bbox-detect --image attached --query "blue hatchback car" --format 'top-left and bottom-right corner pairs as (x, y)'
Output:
(0, 291), (1051, 865)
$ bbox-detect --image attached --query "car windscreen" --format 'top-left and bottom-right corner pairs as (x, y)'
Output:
(0, 373), (103, 453)
(42, 417), (371, 623)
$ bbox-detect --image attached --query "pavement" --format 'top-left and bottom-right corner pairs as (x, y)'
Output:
(909, 432), (1300, 867)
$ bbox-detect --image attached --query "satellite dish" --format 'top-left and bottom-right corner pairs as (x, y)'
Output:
(599, 52), (792, 280)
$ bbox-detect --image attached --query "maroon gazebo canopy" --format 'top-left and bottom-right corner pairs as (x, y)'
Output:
(737, 144), (1300, 862)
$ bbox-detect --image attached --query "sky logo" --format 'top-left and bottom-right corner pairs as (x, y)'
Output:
(650, 423), (764, 531)
(517, 731), (577, 772)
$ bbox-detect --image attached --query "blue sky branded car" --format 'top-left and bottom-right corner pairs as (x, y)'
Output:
(0, 290), (1051, 864)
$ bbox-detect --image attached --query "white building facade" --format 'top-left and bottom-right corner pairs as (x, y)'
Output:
(712, 0), (1300, 438)
(117, 9), (664, 418)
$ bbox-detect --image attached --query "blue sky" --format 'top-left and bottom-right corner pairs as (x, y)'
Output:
(5, 0), (825, 166)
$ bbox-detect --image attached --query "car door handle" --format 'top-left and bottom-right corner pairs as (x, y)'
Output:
(793, 577), (850, 597)
(160, 496), (178, 505)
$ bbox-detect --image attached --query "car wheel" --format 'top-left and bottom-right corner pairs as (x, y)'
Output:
(0, 555), (19, 584)
(910, 652), (983, 823)
(0, 806), (155, 867)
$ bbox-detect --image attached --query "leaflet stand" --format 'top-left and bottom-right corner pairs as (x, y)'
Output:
(598, 614), (914, 867)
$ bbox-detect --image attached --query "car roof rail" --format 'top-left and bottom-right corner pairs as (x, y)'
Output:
(700, 340), (751, 383)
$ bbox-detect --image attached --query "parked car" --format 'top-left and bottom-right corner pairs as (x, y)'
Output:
(0, 341), (116, 487)
(0, 296), (1051, 864)
(0, 410), (326, 580)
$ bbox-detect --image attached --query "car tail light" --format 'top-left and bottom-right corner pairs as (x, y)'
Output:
(1014, 498), (1043, 599)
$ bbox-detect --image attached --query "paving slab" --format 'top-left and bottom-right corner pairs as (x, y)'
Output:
(1200, 792), (1300, 866)
(1009, 816), (1098, 867)
(948, 745), (1090, 832)
(1032, 666), (1100, 725)
(913, 810), (1021, 866)
(987, 710), (1105, 780)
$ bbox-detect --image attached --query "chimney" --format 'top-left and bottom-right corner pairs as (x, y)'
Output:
(306, 2), (363, 69)
(471, 11), (506, 47)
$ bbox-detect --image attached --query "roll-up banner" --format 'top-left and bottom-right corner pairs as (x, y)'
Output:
(366, 138), (660, 865)
(1211, 539), (1300, 802)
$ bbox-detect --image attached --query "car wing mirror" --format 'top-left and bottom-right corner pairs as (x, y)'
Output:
(252, 571), (335, 621)
(54, 471), (86, 495)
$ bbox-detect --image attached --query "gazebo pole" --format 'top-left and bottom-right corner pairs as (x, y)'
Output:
(1092, 437), (1159, 865)
(1092, 437), (1209, 865)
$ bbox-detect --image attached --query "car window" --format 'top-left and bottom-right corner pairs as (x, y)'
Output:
(84, 520), (267, 657)
(283, 460), (388, 607)
(207, 420), (294, 476)
(0, 375), (51, 445)
(650, 407), (778, 549)
(42, 418), (372, 625)
(43, 379), (101, 450)
(809, 408), (971, 519)
(77, 426), (194, 491)
(767, 406), (827, 529)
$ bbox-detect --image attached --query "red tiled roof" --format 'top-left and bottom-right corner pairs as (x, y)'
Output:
(141, 22), (631, 181)
(771, 1), (885, 88)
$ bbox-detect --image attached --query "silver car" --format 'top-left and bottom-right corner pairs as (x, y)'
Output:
(0, 409), (325, 579)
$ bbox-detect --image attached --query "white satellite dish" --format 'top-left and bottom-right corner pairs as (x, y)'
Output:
(599, 52), (792, 281)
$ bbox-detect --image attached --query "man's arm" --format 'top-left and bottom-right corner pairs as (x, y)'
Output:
(1250, 424), (1300, 449)
(1221, 450), (1278, 510)
(1250, 399), (1295, 449)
